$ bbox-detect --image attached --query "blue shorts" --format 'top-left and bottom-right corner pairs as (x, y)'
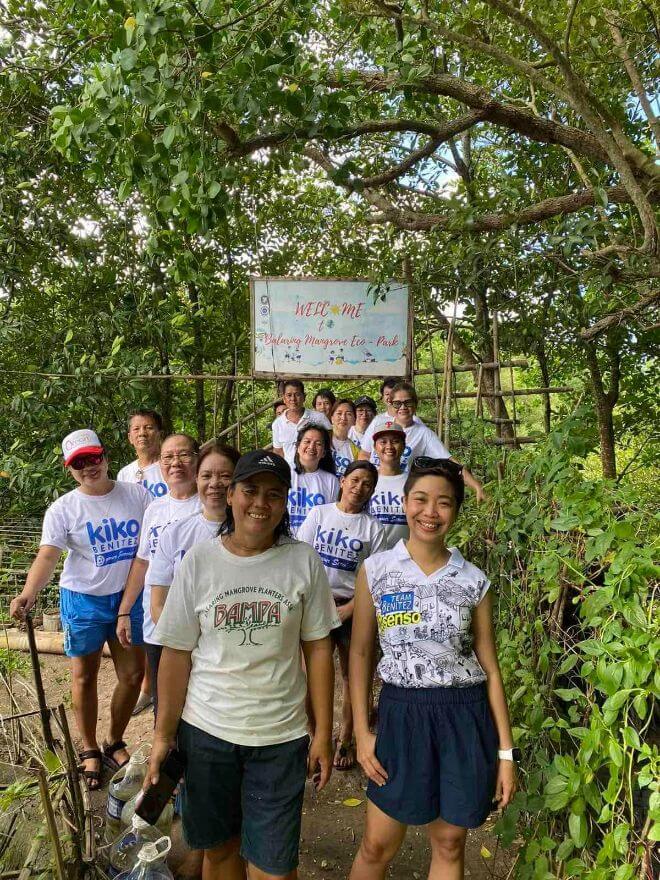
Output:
(60, 588), (144, 658)
(177, 720), (309, 874)
(367, 682), (498, 828)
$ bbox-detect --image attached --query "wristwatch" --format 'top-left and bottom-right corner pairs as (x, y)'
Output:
(498, 748), (521, 762)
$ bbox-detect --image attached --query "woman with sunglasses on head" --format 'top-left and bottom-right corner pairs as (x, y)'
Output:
(148, 450), (339, 880)
(331, 398), (361, 477)
(288, 421), (339, 535)
(297, 460), (386, 771)
(116, 434), (201, 721)
(349, 457), (516, 880)
(10, 430), (151, 790)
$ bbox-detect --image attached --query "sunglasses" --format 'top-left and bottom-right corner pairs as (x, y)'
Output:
(391, 399), (415, 410)
(69, 452), (104, 470)
(411, 456), (463, 475)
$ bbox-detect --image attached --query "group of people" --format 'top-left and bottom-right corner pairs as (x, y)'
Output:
(10, 379), (517, 880)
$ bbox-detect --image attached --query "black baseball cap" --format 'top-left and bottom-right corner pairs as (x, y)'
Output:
(354, 395), (377, 412)
(231, 450), (291, 488)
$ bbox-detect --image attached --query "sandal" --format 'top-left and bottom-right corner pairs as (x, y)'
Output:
(333, 739), (356, 771)
(78, 749), (103, 791)
(102, 740), (129, 772)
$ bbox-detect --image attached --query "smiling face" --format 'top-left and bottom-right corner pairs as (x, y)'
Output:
(227, 472), (288, 541)
(159, 435), (198, 494)
(403, 474), (457, 544)
(374, 432), (405, 467)
(315, 395), (333, 417)
(340, 467), (377, 512)
(331, 403), (355, 438)
(391, 389), (417, 428)
(127, 415), (161, 459)
(355, 405), (375, 432)
(68, 452), (111, 493)
(197, 452), (235, 519)
(297, 428), (326, 472)
(382, 384), (395, 408)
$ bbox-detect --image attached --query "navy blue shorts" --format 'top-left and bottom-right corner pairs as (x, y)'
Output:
(177, 720), (309, 875)
(60, 589), (144, 658)
(367, 682), (498, 828)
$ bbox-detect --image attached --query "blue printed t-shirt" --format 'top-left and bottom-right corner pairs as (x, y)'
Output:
(40, 482), (151, 596)
(117, 459), (168, 500)
(287, 470), (339, 535)
(368, 472), (409, 549)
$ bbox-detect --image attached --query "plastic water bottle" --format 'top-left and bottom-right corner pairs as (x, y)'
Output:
(120, 790), (174, 836)
(107, 815), (161, 878)
(106, 744), (151, 842)
(115, 836), (174, 880)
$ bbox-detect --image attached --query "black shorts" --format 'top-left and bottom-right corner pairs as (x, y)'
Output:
(178, 720), (309, 874)
(367, 682), (498, 828)
(331, 597), (352, 651)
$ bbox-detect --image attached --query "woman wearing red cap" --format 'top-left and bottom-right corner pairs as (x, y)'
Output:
(10, 429), (150, 789)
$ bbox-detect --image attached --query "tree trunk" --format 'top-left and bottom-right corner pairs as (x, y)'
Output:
(187, 281), (206, 442)
(582, 334), (620, 479)
(537, 339), (552, 435)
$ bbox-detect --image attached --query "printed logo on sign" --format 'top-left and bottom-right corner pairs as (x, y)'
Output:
(85, 517), (140, 567)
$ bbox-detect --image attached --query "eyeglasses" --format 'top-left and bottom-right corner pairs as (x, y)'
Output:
(69, 452), (104, 470)
(411, 456), (463, 474)
(160, 452), (198, 465)
(391, 399), (415, 410)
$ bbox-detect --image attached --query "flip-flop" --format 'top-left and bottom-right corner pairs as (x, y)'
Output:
(102, 740), (129, 772)
(333, 739), (356, 771)
(131, 692), (154, 717)
(78, 749), (103, 791)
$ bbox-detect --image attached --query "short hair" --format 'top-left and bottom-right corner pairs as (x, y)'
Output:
(127, 409), (163, 432)
(160, 432), (200, 455)
(294, 424), (336, 476)
(273, 400), (286, 416)
(403, 461), (464, 511)
(391, 381), (418, 405)
(313, 388), (336, 408)
(380, 377), (399, 394)
(283, 379), (305, 395)
(331, 398), (356, 418)
(337, 460), (378, 508)
(198, 441), (240, 470)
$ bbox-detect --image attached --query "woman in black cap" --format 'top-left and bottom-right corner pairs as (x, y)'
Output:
(148, 450), (339, 880)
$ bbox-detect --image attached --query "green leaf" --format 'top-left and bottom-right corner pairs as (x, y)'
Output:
(119, 48), (137, 71)
(162, 125), (177, 148)
(568, 812), (587, 848)
(207, 180), (222, 198)
(117, 178), (132, 202)
(42, 749), (62, 774)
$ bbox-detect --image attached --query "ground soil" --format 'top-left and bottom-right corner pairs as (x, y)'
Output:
(31, 653), (514, 879)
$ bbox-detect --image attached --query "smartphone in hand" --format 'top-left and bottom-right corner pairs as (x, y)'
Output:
(136, 749), (185, 825)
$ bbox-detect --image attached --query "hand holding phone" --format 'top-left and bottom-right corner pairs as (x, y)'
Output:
(136, 748), (185, 826)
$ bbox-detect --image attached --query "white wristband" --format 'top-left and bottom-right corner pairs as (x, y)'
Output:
(498, 749), (514, 761)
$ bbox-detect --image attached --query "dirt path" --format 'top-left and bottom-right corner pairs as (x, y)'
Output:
(34, 654), (513, 879)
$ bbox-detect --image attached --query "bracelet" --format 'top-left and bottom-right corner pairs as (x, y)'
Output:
(117, 613), (131, 618)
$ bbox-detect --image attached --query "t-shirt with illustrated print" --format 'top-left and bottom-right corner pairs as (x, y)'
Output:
(368, 472), (409, 548)
(287, 469), (339, 535)
(296, 503), (387, 600)
(364, 541), (490, 688)
(137, 494), (201, 643)
(40, 482), (151, 596)
(154, 537), (341, 746)
(117, 460), (168, 500)
(146, 512), (218, 589)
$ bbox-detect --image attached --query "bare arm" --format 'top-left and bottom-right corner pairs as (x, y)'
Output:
(116, 557), (148, 647)
(457, 462), (486, 503)
(10, 545), (62, 621)
(349, 566), (388, 786)
(472, 591), (517, 807)
(358, 449), (370, 461)
(150, 584), (168, 625)
(147, 647), (192, 786)
(272, 446), (285, 458)
(302, 636), (335, 791)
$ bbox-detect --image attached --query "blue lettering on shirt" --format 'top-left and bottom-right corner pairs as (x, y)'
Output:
(332, 450), (351, 476)
(288, 489), (327, 529)
(85, 517), (141, 567)
(369, 491), (406, 525)
(381, 591), (415, 614)
(143, 480), (168, 498)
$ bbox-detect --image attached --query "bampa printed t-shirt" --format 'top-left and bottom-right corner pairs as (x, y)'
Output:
(154, 537), (340, 746)
(287, 469), (339, 535)
(271, 409), (332, 469)
(365, 542), (490, 688)
(146, 512), (218, 589)
(297, 503), (387, 599)
(137, 493), (201, 643)
(117, 460), (168, 500)
(40, 482), (151, 596)
(368, 472), (409, 548)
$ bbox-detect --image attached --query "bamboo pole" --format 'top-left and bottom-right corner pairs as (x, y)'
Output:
(492, 311), (502, 441)
(414, 360), (529, 375)
(474, 364), (484, 419)
(37, 770), (66, 880)
(25, 617), (55, 752)
(419, 387), (572, 400)
(55, 704), (85, 848)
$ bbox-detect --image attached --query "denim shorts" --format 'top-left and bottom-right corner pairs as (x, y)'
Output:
(177, 720), (309, 874)
(367, 682), (498, 828)
(60, 588), (144, 658)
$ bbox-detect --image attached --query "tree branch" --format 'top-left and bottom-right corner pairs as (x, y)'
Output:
(580, 289), (660, 340)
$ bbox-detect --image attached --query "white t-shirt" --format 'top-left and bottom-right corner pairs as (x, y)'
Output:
(146, 512), (218, 589)
(117, 460), (168, 500)
(297, 503), (387, 599)
(362, 420), (450, 472)
(40, 483), (151, 596)
(364, 542), (490, 688)
(348, 426), (363, 448)
(137, 494), (201, 643)
(368, 472), (409, 548)
(154, 537), (340, 746)
(271, 408), (332, 469)
(331, 436), (358, 477)
(287, 469), (339, 535)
